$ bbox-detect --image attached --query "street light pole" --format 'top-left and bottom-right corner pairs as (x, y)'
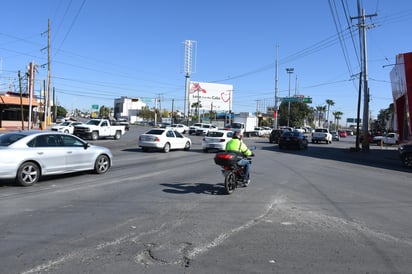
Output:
(286, 68), (294, 127)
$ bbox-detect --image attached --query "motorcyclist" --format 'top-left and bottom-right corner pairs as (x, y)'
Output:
(225, 131), (253, 183)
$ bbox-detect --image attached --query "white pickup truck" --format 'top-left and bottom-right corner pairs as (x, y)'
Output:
(311, 128), (332, 144)
(74, 119), (126, 140)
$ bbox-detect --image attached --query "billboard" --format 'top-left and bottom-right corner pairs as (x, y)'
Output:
(189, 82), (233, 112)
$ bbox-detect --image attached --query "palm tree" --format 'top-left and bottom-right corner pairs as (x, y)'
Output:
(316, 105), (327, 127)
(191, 102), (202, 122)
(332, 111), (343, 130)
(325, 99), (335, 129)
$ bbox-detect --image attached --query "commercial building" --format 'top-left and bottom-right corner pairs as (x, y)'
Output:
(114, 96), (146, 124)
(390, 52), (412, 142)
(0, 92), (39, 130)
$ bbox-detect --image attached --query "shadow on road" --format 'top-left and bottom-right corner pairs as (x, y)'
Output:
(161, 182), (226, 195)
(259, 142), (411, 173)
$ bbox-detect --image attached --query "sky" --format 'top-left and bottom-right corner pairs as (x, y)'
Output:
(1, 0), (411, 124)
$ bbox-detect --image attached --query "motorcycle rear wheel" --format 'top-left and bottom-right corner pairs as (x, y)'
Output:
(224, 171), (237, 194)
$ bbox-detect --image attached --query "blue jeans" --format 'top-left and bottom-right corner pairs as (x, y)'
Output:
(237, 159), (250, 179)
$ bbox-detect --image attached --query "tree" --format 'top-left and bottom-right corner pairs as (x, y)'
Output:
(332, 111), (343, 130)
(51, 105), (67, 119)
(315, 105), (327, 127)
(325, 99), (335, 129)
(377, 103), (394, 131)
(99, 106), (111, 118)
(278, 101), (312, 127)
(191, 102), (202, 121)
(139, 106), (155, 120)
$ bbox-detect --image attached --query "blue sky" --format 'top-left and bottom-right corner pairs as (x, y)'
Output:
(1, 0), (411, 124)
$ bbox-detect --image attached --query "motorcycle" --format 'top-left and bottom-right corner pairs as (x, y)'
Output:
(214, 146), (256, 194)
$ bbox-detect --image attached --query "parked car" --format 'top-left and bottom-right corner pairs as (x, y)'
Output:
(338, 130), (347, 138)
(261, 126), (272, 135)
(253, 127), (265, 136)
(278, 131), (308, 150)
(138, 128), (191, 153)
(346, 130), (354, 136)
(51, 121), (83, 134)
(55, 116), (66, 124)
(169, 124), (189, 134)
(311, 128), (332, 144)
(202, 130), (234, 152)
(195, 123), (217, 135)
(399, 143), (412, 168)
(269, 129), (287, 144)
(383, 133), (399, 145)
(331, 131), (340, 141)
(188, 123), (217, 135)
(372, 134), (384, 144)
(0, 131), (112, 186)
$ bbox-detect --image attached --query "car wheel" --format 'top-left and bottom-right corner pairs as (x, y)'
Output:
(402, 153), (412, 168)
(184, 141), (191, 151)
(64, 129), (69, 133)
(114, 130), (121, 140)
(91, 131), (99, 140)
(16, 161), (40, 186)
(163, 142), (171, 153)
(94, 154), (110, 174)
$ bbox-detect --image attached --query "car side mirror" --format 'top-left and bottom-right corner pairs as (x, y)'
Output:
(83, 143), (90, 150)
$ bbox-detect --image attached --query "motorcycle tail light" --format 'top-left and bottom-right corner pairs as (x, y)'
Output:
(223, 166), (231, 170)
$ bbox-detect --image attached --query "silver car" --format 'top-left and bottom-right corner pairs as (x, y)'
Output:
(0, 131), (112, 186)
(202, 130), (234, 152)
(138, 128), (191, 153)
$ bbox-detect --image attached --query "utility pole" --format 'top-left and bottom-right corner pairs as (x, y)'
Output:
(351, 1), (376, 151)
(47, 19), (51, 125)
(27, 62), (36, 130)
(274, 44), (279, 129)
(18, 70), (24, 130)
(286, 68), (294, 127)
(171, 98), (174, 124)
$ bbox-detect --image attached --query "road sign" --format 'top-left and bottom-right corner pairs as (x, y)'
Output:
(281, 97), (312, 103)
(92, 104), (99, 110)
(141, 97), (153, 103)
(302, 97), (312, 103)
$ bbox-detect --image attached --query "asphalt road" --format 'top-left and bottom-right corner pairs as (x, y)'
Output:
(0, 126), (411, 274)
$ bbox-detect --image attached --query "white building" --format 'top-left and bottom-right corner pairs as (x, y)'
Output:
(114, 96), (146, 124)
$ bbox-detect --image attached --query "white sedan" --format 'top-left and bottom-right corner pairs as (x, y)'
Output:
(138, 128), (192, 153)
(169, 123), (189, 134)
(0, 131), (112, 186)
(202, 130), (234, 152)
(51, 121), (83, 134)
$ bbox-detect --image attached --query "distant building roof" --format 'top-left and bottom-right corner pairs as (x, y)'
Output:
(0, 95), (39, 106)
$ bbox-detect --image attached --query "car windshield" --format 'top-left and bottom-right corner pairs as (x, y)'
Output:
(208, 131), (224, 137)
(86, 120), (101, 125)
(60, 121), (71, 126)
(315, 129), (327, 133)
(145, 129), (164, 135)
(0, 133), (27, 146)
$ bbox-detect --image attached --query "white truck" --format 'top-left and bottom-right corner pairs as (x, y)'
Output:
(74, 119), (126, 140)
(311, 128), (332, 144)
(230, 113), (258, 137)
